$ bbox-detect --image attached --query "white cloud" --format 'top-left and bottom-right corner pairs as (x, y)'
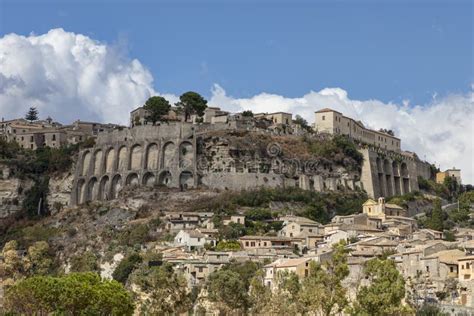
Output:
(1, 29), (472, 184)
(0, 28), (161, 125)
(209, 84), (474, 184)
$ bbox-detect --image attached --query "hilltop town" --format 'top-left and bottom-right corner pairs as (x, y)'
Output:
(0, 96), (472, 315)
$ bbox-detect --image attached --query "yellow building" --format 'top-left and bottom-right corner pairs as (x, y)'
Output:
(362, 197), (407, 219)
(436, 168), (462, 185)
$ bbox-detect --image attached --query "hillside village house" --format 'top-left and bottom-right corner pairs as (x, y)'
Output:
(239, 235), (293, 250)
(222, 215), (245, 226)
(363, 197), (408, 219)
(279, 217), (323, 238)
(0, 117), (120, 149)
(174, 229), (216, 251)
(313, 108), (401, 152)
(263, 257), (312, 288)
(421, 249), (464, 288)
(458, 256), (474, 306)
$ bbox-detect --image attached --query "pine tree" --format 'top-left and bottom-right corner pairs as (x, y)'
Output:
(25, 107), (39, 122)
(428, 198), (444, 231)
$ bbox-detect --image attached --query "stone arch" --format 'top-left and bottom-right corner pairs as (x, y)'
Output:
(162, 142), (176, 169)
(111, 174), (122, 199)
(98, 175), (110, 201)
(400, 162), (409, 178)
(145, 143), (159, 170)
(93, 149), (103, 175)
(85, 177), (98, 202)
(129, 144), (143, 170)
(376, 157), (383, 173)
(105, 147), (115, 173)
(81, 151), (91, 176)
(76, 178), (86, 205)
(179, 171), (194, 189)
(392, 161), (399, 176)
(179, 141), (193, 169)
(125, 173), (139, 186)
(158, 170), (172, 187)
(392, 161), (401, 196)
(401, 162), (410, 194)
(383, 159), (391, 174)
(142, 172), (156, 187)
(117, 146), (128, 171)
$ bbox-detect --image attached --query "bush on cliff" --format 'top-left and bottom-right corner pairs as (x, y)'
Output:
(4, 272), (134, 315)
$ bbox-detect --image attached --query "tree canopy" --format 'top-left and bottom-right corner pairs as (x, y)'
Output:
(143, 96), (171, 125)
(350, 258), (409, 315)
(242, 110), (254, 117)
(25, 106), (39, 122)
(4, 272), (134, 315)
(176, 91), (207, 121)
(131, 262), (191, 314)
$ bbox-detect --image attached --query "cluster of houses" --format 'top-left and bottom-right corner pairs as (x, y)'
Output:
(0, 117), (122, 150)
(155, 197), (474, 307)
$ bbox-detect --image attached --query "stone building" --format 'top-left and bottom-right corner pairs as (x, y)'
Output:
(254, 112), (293, 125)
(314, 108), (401, 152)
(70, 106), (433, 205)
(436, 167), (462, 185)
(1, 117), (120, 149)
(362, 198), (407, 219)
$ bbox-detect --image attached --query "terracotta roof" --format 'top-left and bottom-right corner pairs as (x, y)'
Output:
(240, 235), (292, 241)
(424, 249), (465, 265)
(315, 108), (342, 114)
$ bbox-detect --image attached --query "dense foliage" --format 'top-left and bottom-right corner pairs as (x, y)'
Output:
(131, 262), (191, 314)
(143, 96), (171, 124)
(112, 253), (143, 284)
(175, 91), (208, 121)
(304, 134), (364, 170)
(4, 272), (134, 315)
(350, 258), (409, 315)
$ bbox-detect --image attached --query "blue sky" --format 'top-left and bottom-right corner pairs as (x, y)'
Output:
(1, 0), (472, 104)
(0, 0), (473, 183)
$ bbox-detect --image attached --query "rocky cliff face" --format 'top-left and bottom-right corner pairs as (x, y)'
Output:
(47, 171), (75, 213)
(197, 131), (363, 192)
(0, 165), (33, 218)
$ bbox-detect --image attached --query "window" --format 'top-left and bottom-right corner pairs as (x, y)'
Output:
(245, 241), (249, 246)
(21, 136), (24, 141)
(426, 266), (429, 272)
(467, 263), (470, 269)
(450, 267), (454, 273)
(198, 267), (203, 272)
(263, 242), (267, 246)
(322, 115), (325, 120)
(30, 136), (33, 142)
(52, 134), (56, 141)
(13, 129), (16, 133)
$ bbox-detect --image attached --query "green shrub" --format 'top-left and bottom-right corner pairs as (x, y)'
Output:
(112, 253), (142, 284)
(118, 224), (150, 247)
(215, 240), (241, 251)
(70, 251), (99, 272)
(4, 272), (134, 315)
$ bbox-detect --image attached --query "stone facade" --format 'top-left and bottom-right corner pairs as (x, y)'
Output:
(314, 108), (401, 152)
(71, 123), (197, 205)
(70, 109), (433, 205)
(360, 147), (432, 198)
